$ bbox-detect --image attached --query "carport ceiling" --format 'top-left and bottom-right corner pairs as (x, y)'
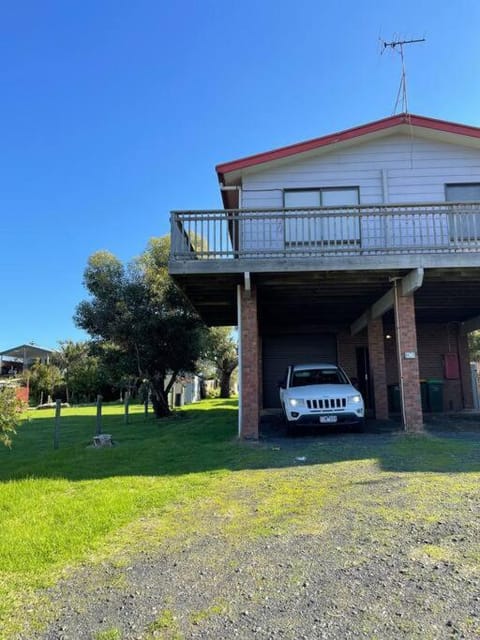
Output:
(256, 268), (480, 330)
(257, 270), (398, 330)
(173, 267), (480, 329)
(415, 269), (480, 324)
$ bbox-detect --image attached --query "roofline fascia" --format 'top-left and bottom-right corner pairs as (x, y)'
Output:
(216, 113), (480, 183)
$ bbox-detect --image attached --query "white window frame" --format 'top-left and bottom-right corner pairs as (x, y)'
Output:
(283, 187), (360, 247)
(445, 183), (480, 242)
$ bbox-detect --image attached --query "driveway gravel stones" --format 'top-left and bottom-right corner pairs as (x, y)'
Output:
(20, 428), (480, 640)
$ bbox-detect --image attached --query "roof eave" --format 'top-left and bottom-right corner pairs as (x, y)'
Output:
(216, 113), (480, 185)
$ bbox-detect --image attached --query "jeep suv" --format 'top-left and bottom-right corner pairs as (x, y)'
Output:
(279, 363), (365, 435)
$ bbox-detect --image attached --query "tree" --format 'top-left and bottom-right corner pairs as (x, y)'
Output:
(202, 327), (238, 398)
(52, 340), (91, 403)
(75, 237), (206, 417)
(468, 330), (480, 361)
(54, 340), (137, 403)
(90, 340), (138, 399)
(26, 361), (64, 405)
(0, 386), (24, 447)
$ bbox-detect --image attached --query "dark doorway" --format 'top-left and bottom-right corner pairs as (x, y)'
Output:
(356, 347), (374, 413)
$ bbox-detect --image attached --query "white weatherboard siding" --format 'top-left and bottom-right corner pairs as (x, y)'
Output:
(237, 134), (480, 253)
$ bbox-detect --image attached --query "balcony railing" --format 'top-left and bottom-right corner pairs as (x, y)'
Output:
(170, 202), (480, 260)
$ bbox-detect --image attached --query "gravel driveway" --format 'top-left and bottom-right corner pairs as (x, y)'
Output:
(22, 424), (480, 640)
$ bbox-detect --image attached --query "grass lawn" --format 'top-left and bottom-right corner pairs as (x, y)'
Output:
(0, 399), (479, 638)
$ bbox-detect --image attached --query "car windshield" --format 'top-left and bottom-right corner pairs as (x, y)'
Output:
(291, 368), (348, 387)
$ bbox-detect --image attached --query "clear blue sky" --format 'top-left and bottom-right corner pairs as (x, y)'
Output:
(1, 0), (479, 351)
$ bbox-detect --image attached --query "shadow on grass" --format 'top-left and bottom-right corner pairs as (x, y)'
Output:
(0, 399), (479, 482)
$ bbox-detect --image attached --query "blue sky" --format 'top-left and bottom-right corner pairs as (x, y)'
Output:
(1, 0), (479, 351)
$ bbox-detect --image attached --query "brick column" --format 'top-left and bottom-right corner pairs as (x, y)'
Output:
(239, 284), (260, 439)
(394, 291), (423, 431)
(457, 330), (474, 409)
(368, 317), (389, 420)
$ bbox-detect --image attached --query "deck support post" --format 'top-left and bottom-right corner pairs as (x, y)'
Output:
(368, 317), (389, 420)
(393, 286), (423, 432)
(238, 283), (260, 439)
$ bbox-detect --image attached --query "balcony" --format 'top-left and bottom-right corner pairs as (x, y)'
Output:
(168, 202), (480, 326)
(170, 202), (480, 276)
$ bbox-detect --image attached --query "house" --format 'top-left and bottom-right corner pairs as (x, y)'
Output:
(169, 113), (480, 438)
(166, 373), (202, 407)
(0, 344), (53, 404)
(0, 343), (54, 375)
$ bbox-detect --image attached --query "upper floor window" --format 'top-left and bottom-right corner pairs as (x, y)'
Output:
(283, 187), (360, 246)
(445, 183), (480, 241)
(445, 183), (480, 202)
(284, 187), (359, 208)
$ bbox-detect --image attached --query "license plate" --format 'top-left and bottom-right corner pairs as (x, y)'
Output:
(320, 415), (337, 423)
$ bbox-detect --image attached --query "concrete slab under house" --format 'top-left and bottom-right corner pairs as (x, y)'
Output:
(169, 113), (480, 438)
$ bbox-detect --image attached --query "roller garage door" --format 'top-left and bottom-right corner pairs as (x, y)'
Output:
(262, 333), (337, 408)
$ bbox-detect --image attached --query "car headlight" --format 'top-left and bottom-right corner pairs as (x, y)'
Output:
(288, 398), (305, 407)
(349, 394), (362, 404)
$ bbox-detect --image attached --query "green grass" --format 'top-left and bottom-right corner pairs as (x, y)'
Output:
(0, 399), (479, 638)
(146, 609), (182, 639)
(93, 629), (123, 640)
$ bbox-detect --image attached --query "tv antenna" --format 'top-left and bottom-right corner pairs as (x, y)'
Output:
(381, 36), (426, 115)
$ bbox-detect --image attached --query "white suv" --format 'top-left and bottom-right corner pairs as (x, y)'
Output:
(279, 363), (365, 435)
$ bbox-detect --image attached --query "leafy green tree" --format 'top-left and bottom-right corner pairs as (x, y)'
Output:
(26, 361), (64, 405)
(202, 327), (238, 398)
(0, 386), (24, 446)
(75, 237), (206, 417)
(52, 340), (91, 403)
(54, 339), (134, 402)
(68, 354), (103, 403)
(468, 330), (480, 361)
(91, 341), (137, 399)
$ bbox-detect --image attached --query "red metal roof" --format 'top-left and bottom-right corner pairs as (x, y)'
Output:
(216, 113), (480, 181)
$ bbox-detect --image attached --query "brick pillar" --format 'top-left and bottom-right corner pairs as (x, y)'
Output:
(368, 317), (389, 420)
(239, 284), (260, 439)
(394, 291), (423, 431)
(457, 330), (474, 409)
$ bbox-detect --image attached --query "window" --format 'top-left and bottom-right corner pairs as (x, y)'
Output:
(284, 190), (320, 208)
(283, 187), (360, 246)
(284, 187), (359, 208)
(445, 183), (480, 242)
(445, 183), (480, 202)
(291, 367), (348, 387)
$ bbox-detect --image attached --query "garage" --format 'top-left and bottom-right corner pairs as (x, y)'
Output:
(262, 333), (337, 408)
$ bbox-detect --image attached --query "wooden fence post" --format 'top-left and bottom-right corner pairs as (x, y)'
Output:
(54, 399), (61, 449)
(96, 395), (103, 435)
(124, 391), (130, 424)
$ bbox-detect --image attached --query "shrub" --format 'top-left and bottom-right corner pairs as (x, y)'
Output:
(0, 386), (24, 446)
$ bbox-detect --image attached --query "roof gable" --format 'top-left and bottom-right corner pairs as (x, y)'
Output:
(0, 344), (54, 359)
(217, 113), (480, 184)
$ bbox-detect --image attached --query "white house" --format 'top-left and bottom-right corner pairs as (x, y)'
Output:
(170, 113), (480, 437)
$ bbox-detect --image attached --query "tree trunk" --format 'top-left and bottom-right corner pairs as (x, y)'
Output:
(150, 375), (171, 418)
(219, 370), (231, 398)
(218, 359), (237, 399)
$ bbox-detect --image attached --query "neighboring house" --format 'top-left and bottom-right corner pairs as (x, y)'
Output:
(0, 344), (54, 375)
(166, 373), (201, 407)
(169, 113), (480, 438)
(0, 344), (54, 404)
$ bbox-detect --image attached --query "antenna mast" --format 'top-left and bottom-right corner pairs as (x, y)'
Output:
(381, 37), (425, 115)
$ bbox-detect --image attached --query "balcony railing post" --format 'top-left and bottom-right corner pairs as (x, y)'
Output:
(168, 202), (480, 261)
(170, 212), (179, 257)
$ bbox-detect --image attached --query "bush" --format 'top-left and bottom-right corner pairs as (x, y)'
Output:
(0, 386), (24, 446)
